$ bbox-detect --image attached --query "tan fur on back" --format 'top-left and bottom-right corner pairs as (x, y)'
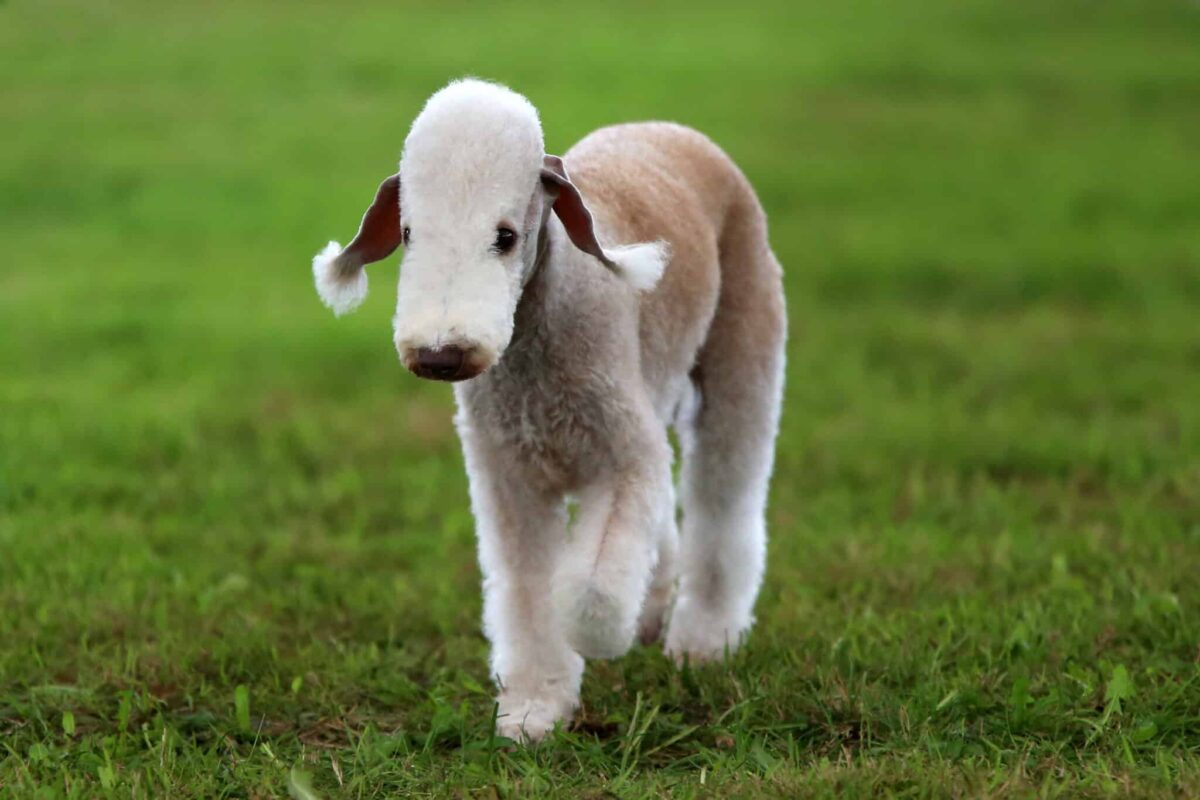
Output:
(564, 123), (780, 414)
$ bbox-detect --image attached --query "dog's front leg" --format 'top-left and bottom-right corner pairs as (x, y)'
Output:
(553, 428), (674, 661)
(463, 439), (581, 743)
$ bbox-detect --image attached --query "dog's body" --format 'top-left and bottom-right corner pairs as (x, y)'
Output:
(313, 81), (785, 741)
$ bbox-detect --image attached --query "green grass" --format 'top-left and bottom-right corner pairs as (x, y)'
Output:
(3, 0), (1200, 796)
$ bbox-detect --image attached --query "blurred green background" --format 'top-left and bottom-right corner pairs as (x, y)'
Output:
(2, 1), (1198, 797)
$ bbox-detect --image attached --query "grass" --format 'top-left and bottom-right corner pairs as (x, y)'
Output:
(2, 0), (1199, 796)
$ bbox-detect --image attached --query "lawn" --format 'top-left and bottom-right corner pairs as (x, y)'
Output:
(2, 0), (1199, 796)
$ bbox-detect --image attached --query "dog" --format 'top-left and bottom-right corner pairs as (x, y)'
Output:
(313, 78), (786, 741)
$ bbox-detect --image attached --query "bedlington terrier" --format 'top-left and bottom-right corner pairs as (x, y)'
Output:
(312, 79), (786, 742)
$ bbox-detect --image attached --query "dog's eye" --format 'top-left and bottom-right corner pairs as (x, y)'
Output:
(402, 226), (411, 246)
(492, 227), (517, 254)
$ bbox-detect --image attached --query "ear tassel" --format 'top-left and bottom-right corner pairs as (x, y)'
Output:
(312, 241), (369, 316)
(541, 154), (669, 292)
(601, 240), (670, 292)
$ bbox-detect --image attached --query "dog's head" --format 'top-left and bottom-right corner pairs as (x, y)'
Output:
(312, 79), (667, 382)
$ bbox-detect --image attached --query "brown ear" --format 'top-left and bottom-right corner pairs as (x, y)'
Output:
(343, 174), (403, 267)
(538, 155), (669, 291)
(539, 155), (614, 269)
(312, 174), (401, 316)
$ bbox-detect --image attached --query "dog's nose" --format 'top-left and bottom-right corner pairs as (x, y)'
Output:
(412, 346), (467, 381)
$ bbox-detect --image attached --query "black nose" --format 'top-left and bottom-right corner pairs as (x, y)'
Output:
(412, 346), (466, 381)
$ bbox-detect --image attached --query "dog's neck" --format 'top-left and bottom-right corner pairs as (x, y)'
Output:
(508, 216), (563, 350)
(521, 214), (554, 291)
(454, 220), (561, 413)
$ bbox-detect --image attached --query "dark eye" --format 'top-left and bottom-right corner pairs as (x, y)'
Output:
(492, 227), (517, 254)
(402, 226), (411, 246)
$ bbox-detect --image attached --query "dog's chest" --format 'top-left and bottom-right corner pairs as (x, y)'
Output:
(457, 363), (620, 492)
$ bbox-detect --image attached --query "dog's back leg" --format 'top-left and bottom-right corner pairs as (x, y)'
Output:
(665, 188), (786, 663)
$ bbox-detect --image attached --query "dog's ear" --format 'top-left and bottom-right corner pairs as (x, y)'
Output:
(539, 156), (606, 266)
(312, 174), (401, 316)
(540, 155), (668, 292)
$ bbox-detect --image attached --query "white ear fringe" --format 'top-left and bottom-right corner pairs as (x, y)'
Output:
(604, 241), (669, 292)
(312, 240), (368, 316)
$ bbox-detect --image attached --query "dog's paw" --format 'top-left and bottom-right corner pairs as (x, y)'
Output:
(554, 581), (639, 660)
(663, 594), (753, 665)
(495, 693), (576, 744)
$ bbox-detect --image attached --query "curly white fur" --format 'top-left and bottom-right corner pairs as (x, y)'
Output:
(312, 241), (368, 316)
(605, 241), (670, 292)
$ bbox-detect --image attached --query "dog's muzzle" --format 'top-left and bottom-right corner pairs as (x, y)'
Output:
(402, 344), (487, 382)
